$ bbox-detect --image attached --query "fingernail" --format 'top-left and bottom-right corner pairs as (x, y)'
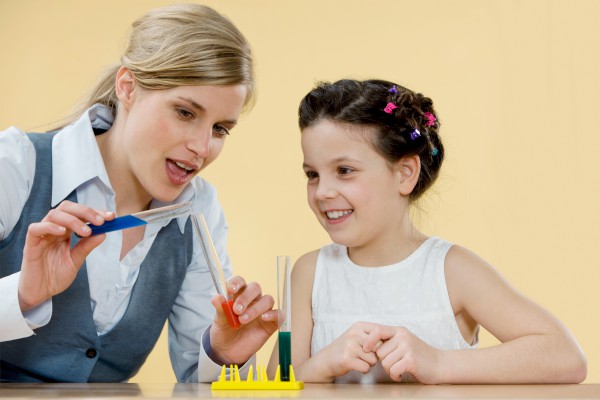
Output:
(81, 226), (91, 233)
(261, 313), (269, 319)
(58, 226), (66, 233)
(240, 314), (249, 322)
(235, 304), (244, 313)
(105, 211), (114, 217)
(95, 215), (104, 223)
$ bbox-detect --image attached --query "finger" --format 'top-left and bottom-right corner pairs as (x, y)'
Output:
(363, 325), (394, 352)
(46, 203), (115, 236)
(358, 349), (379, 367)
(230, 281), (262, 315)
(260, 309), (280, 323)
(70, 234), (107, 267)
(43, 208), (93, 238)
(237, 294), (275, 325)
(379, 346), (406, 376)
(388, 358), (409, 382)
(26, 221), (68, 240)
(226, 275), (246, 295)
(210, 295), (231, 328)
(375, 337), (397, 360)
(53, 201), (114, 226)
(348, 357), (373, 374)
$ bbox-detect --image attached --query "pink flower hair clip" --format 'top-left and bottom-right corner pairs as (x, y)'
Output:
(384, 102), (398, 114)
(423, 112), (436, 127)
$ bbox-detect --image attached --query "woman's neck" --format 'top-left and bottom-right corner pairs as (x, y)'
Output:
(95, 126), (152, 216)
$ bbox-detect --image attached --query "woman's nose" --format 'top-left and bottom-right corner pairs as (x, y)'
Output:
(187, 127), (212, 158)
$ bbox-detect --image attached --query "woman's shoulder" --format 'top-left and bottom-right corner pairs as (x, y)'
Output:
(0, 126), (36, 177)
(0, 126), (33, 146)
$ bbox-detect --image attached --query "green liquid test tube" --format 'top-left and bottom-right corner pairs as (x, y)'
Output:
(278, 330), (292, 381)
(277, 255), (292, 381)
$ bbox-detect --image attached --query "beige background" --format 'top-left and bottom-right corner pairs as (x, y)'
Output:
(1, 0), (598, 384)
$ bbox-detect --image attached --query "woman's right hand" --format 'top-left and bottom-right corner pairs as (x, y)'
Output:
(305, 321), (381, 381)
(17, 200), (114, 312)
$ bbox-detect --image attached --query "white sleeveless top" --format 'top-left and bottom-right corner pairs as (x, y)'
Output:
(311, 236), (478, 383)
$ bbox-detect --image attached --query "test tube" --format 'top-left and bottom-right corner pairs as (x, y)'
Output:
(277, 255), (292, 381)
(191, 213), (241, 330)
(88, 202), (193, 236)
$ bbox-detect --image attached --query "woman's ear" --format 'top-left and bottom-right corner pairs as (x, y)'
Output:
(115, 66), (136, 110)
(394, 154), (421, 196)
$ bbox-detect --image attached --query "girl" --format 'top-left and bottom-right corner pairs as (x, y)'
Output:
(268, 79), (587, 384)
(0, 4), (278, 383)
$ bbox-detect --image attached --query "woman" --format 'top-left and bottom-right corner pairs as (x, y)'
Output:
(0, 3), (277, 383)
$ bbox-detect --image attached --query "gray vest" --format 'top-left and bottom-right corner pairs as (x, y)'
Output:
(0, 132), (193, 382)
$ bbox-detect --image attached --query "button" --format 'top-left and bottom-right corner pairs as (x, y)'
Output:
(86, 348), (97, 358)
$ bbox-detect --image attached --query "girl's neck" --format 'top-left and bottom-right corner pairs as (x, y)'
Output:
(347, 221), (428, 267)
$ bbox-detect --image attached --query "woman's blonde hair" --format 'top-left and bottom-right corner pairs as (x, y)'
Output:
(64, 3), (254, 126)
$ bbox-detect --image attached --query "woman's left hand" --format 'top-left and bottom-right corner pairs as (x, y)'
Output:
(208, 275), (278, 365)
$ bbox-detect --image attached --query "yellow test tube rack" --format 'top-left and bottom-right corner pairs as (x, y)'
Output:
(211, 364), (304, 390)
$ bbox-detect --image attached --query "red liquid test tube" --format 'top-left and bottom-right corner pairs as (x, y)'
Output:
(221, 299), (241, 330)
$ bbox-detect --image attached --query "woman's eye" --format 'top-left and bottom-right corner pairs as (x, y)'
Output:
(177, 108), (194, 119)
(213, 124), (230, 136)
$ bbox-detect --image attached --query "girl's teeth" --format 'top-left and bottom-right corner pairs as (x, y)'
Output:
(326, 210), (352, 219)
(175, 161), (193, 171)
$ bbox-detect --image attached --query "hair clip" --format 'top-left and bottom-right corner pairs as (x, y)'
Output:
(384, 102), (398, 114)
(388, 86), (398, 95)
(423, 112), (436, 127)
(432, 147), (439, 156)
(410, 129), (421, 140)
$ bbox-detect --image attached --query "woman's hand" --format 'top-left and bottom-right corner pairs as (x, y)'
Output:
(363, 325), (443, 383)
(18, 200), (114, 311)
(208, 275), (278, 365)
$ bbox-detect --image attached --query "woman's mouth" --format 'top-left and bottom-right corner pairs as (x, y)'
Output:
(166, 159), (197, 185)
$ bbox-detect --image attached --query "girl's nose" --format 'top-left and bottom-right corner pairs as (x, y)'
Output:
(314, 179), (337, 200)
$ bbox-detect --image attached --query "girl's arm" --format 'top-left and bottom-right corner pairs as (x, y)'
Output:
(439, 244), (587, 383)
(363, 244), (587, 384)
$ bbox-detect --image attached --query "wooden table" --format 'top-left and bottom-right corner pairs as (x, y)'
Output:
(1, 383), (599, 399)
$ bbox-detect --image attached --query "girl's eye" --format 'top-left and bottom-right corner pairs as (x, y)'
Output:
(213, 124), (230, 136)
(304, 170), (318, 180)
(177, 108), (194, 119)
(338, 166), (354, 176)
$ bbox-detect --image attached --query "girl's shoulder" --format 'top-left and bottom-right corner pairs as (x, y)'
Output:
(444, 242), (512, 312)
(291, 249), (321, 288)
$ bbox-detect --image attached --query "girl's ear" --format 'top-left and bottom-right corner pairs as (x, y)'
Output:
(115, 66), (136, 110)
(394, 154), (421, 196)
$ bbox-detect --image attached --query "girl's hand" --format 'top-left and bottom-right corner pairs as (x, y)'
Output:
(363, 325), (443, 384)
(307, 321), (380, 381)
(208, 275), (278, 365)
(18, 200), (114, 311)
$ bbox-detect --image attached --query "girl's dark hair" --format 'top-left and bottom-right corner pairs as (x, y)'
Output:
(298, 79), (444, 200)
